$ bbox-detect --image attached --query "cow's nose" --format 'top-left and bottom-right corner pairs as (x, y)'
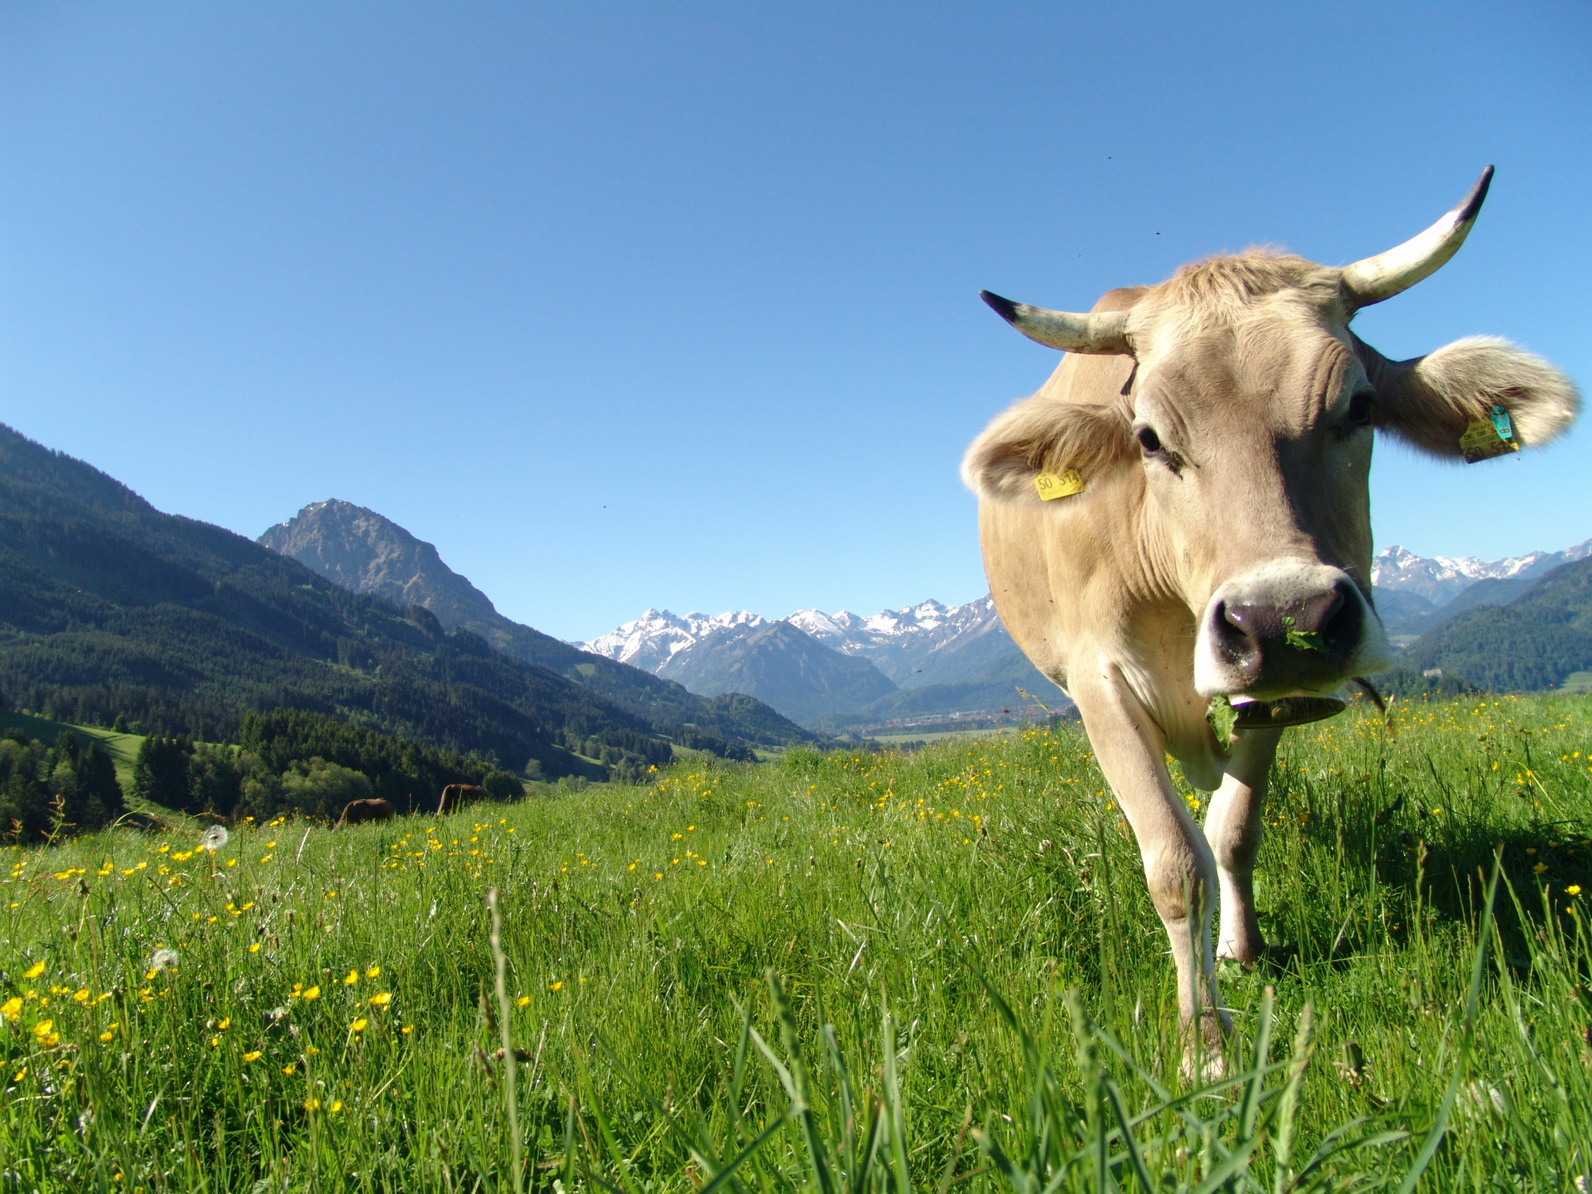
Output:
(1221, 584), (1345, 640)
(1209, 578), (1362, 692)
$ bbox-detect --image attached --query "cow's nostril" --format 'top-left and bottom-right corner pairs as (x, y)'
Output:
(1221, 601), (1252, 633)
(1294, 587), (1345, 635)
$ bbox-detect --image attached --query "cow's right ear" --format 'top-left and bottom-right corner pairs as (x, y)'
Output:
(962, 394), (1136, 503)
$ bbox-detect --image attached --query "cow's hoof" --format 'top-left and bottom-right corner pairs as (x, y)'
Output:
(1216, 943), (1267, 969)
(1180, 1046), (1228, 1085)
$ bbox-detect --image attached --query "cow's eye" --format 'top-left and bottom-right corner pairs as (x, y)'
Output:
(1136, 426), (1163, 454)
(1344, 390), (1376, 430)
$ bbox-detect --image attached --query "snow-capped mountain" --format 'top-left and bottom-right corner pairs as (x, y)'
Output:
(785, 597), (1010, 686)
(581, 609), (767, 673)
(1373, 539), (1592, 607)
(584, 596), (1012, 690)
(582, 596), (1040, 727)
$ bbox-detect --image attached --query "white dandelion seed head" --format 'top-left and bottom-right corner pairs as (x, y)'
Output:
(150, 947), (179, 972)
(200, 825), (230, 852)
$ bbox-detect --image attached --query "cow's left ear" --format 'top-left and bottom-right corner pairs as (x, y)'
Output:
(962, 393), (1136, 503)
(1361, 335), (1580, 458)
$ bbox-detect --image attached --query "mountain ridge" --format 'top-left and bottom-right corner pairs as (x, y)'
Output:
(258, 500), (810, 748)
(0, 424), (806, 785)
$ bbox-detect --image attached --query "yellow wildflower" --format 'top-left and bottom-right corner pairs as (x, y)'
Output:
(243, 1051), (262, 1063)
(23, 961), (45, 980)
(301, 986), (320, 1002)
(343, 970), (359, 986)
(368, 992), (391, 1007)
(350, 1017), (368, 1032)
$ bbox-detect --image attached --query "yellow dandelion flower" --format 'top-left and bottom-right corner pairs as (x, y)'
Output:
(98, 1030), (113, 1043)
(303, 1098), (321, 1111)
(368, 992), (391, 1007)
(1, 997), (22, 1022)
(243, 1051), (262, 1063)
(549, 981), (563, 992)
(329, 1100), (344, 1113)
(350, 1017), (368, 1032)
(515, 995), (530, 1007)
(282, 1063), (296, 1075)
(365, 965), (380, 979)
(1534, 863), (1548, 875)
(217, 1018), (231, 1030)
(23, 961), (45, 980)
(32, 1019), (53, 1039)
(248, 943), (261, 954)
(1569, 885), (1583, 896)
(301, 986), (320, 1002)
(401, 1025), (413, 1035)
(12, 1068), (25, 1082)
(343, 970), (359, 986)
(209, 1037), (220, 1048)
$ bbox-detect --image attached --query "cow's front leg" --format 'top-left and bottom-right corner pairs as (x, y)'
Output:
(1203, 727), (1281, 964)
(1072, 666), (1225, 1054)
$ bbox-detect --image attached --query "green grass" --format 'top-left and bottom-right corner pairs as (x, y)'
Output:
(1, 710), (145, 792)
(1559, 672), (1592, 696)
(3, 694), (1591, 1191)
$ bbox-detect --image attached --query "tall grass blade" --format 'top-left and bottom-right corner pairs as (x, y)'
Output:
(1396, 848), (1503, 1194)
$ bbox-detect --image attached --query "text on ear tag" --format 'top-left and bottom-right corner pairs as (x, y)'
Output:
(1459, 404), (1520, 463)
(1034, 469), (1086, 500)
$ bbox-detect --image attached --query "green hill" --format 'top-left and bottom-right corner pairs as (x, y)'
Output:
(1403, 556), (1592, 692)
(259, 499), (815, 743)
(0, 423), (808, 781)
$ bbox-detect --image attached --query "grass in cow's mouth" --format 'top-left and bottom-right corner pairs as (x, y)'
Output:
(1, 693), (1590, 1190)
(1207, 693), (1238, 747)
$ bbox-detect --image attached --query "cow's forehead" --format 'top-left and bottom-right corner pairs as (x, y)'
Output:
(1123, 251), (1361, 422)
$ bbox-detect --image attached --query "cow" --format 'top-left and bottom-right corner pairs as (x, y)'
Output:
(334, 798), (395, 829)
(436, 783), (489, 816)
(963, 167), (1578, 1062)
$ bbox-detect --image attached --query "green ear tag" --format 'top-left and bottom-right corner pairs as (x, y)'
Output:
(1460, 405), (1521, 463)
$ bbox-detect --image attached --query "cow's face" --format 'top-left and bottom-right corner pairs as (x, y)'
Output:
(1126, 280), (1384, 698)
(964, 170), (1579, 702)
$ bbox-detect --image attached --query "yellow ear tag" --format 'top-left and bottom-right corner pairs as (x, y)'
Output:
(1034, 469), (1086, 501)
(1459, 405), (1520, 463)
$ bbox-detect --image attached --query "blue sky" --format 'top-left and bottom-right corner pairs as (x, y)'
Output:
(3, 2), (1588, 642)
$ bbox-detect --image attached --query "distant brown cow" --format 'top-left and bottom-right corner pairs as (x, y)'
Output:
(436, 784), (489, 815)
(334, 798), (395, 829)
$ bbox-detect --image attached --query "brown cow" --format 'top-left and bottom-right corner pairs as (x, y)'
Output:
(963, 167), (1578, 1060)
(334, 798), (395, 829)
(436, 783), (489, 816)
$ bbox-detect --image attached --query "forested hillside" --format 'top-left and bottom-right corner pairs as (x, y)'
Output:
(259, 499), (805, 741)
(1403, 556), (1592, 692)
(0, 424), (808, 781)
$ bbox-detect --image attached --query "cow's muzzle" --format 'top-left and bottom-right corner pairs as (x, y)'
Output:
(1194, 563), (1389, 699)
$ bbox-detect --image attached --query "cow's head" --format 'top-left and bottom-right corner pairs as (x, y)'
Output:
(964, 168), (1580, 702)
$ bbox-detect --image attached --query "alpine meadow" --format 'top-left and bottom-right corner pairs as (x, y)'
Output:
(6, 6), (1592, 1194)
(4, 693), (1591, 1191)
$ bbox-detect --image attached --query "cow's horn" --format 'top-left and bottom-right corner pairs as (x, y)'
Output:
(1340, 166), (1494, 308)
(980, 291), (1131, 355)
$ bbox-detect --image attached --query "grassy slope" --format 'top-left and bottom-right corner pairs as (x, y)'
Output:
(0, 710), (145, 792)
(3, 694), (1591, 1191)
